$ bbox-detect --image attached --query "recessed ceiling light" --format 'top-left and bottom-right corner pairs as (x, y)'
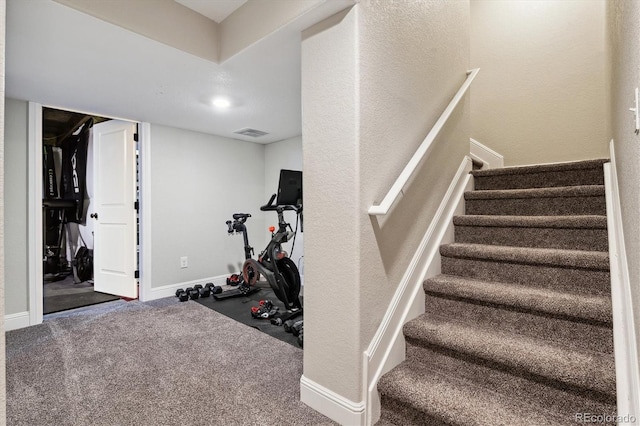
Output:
(212, 97), (231, 108)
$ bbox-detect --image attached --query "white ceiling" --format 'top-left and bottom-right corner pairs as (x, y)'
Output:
(5, 0), (302, 144)
(175, 0), (248, 23)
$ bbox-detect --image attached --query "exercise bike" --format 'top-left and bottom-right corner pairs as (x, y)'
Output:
(215, 213), (262, 300)
(242, 193), (303, 321)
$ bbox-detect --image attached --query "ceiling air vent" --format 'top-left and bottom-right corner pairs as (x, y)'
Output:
(234, 128), (269, 138)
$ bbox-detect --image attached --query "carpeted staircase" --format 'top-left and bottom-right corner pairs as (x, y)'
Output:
(377, 159), (616, 425)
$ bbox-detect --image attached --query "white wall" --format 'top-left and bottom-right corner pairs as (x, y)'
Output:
(53, 0), (219, 62)
(471, 0), (609, 166)
(3, 110), (271, 316)
(264, 135), (303, 275)
(4, 98), (28, 315)
(302, 0), (470, 405)
(607, 0), (640, 376)
(149, 124), (267, 288)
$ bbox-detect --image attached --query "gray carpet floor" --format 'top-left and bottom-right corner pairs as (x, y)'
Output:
(6, 298), (334, 426)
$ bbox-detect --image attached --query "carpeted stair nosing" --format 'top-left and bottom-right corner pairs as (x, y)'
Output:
(440, 243), (609, 270)
(453, 214), (607, 229)
(378, 360), (568, 426)
(453, 219), (609, 251)
(379, 340), (617, 425)
(470, 159), (608, 178)
(423, 295), (613, 355)
(402, 316), (616, 397)
(465, 185), (605, 200)
(424, 274), (612, 324)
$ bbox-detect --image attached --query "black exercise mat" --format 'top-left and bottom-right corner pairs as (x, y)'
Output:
(195, 286), (301, 347)
(44, 292), (121, 315)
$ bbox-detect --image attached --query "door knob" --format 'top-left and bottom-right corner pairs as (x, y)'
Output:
(90, 213), (98, 219)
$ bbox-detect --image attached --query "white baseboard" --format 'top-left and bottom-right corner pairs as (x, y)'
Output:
(144, 274), (231, 301)
(300, 374), (365, 425)
(362, 156), (473, 425)
(470, 138), (504, 169)
(5, 311), (31, 331)
(605, 140), (640, 423)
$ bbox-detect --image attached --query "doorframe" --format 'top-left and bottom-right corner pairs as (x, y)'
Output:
(28, 102), (152, 325)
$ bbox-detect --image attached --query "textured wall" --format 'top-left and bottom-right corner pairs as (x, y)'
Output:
(358, 0), (470, 351)
(3, 98), (27, 315)
(1, 0), (7, 420)
(607, 0), (640, 373)
(149, 125), (266, 288)
(302, 0), (470, 402)
(471, 0), (609, 166)
(302, 7), (361, 402)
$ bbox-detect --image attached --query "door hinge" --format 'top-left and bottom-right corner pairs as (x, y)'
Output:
(133, 133), (139, 142)
(134, 201), (139, 211)
(135, 270), (140, 279)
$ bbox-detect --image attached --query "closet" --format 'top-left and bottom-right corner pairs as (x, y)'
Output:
(42, 107), (120, 314)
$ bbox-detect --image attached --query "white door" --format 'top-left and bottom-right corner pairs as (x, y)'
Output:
(92, 120), (138, 298)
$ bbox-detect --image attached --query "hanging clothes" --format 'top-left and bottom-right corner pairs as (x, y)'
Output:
(61, 118), (93, 224)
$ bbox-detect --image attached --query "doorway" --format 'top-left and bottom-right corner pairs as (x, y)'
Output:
(38, 106), (140, 316)
(43, 107), (113, 313)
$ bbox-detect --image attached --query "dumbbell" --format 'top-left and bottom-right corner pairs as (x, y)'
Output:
(297, 331), (303, 348)
(185, 287), (199, 300)
(206, 282), (222, 295)
(175, 288), (189, 302)
(194, 284), (210, 298)
(284, 319), (303, 334)
(291, 320), (304, 336)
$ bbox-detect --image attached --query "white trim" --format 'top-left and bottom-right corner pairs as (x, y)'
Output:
(368, 68), (480, 216)
(363, 156), (473, 425)
(145, 274), (231, 301)
(469, 138), (504, 169)
(604, 140), (640, 422)
(300, 374), (365, 426)
(28, 102), (43, 327)
(28, 104), (148, 321)
(5, 312), (31, 331)
(138, 122), (152, 302)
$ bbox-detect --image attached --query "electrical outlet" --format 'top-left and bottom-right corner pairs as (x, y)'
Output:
(180, 256), (188, 268)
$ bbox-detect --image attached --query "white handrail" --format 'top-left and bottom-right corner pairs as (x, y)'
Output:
(368, 68), (480, 216)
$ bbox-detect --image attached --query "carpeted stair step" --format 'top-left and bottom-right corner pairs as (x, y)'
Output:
(377, 158), (615, 425)
(471, 159), (607, 190)
(422, 295), (613, 355)
(377, 343), (616, 426)
(440, 243), (610, 296)
(424, 274), (613, 325)
(401, 315), (616, 397)
(464, 185), (606, 216)
(453, 215), (608, 251)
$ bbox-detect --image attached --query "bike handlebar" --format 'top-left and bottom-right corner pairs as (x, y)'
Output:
(260, 194), (277, 211)
(260, 193), (302, 212)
